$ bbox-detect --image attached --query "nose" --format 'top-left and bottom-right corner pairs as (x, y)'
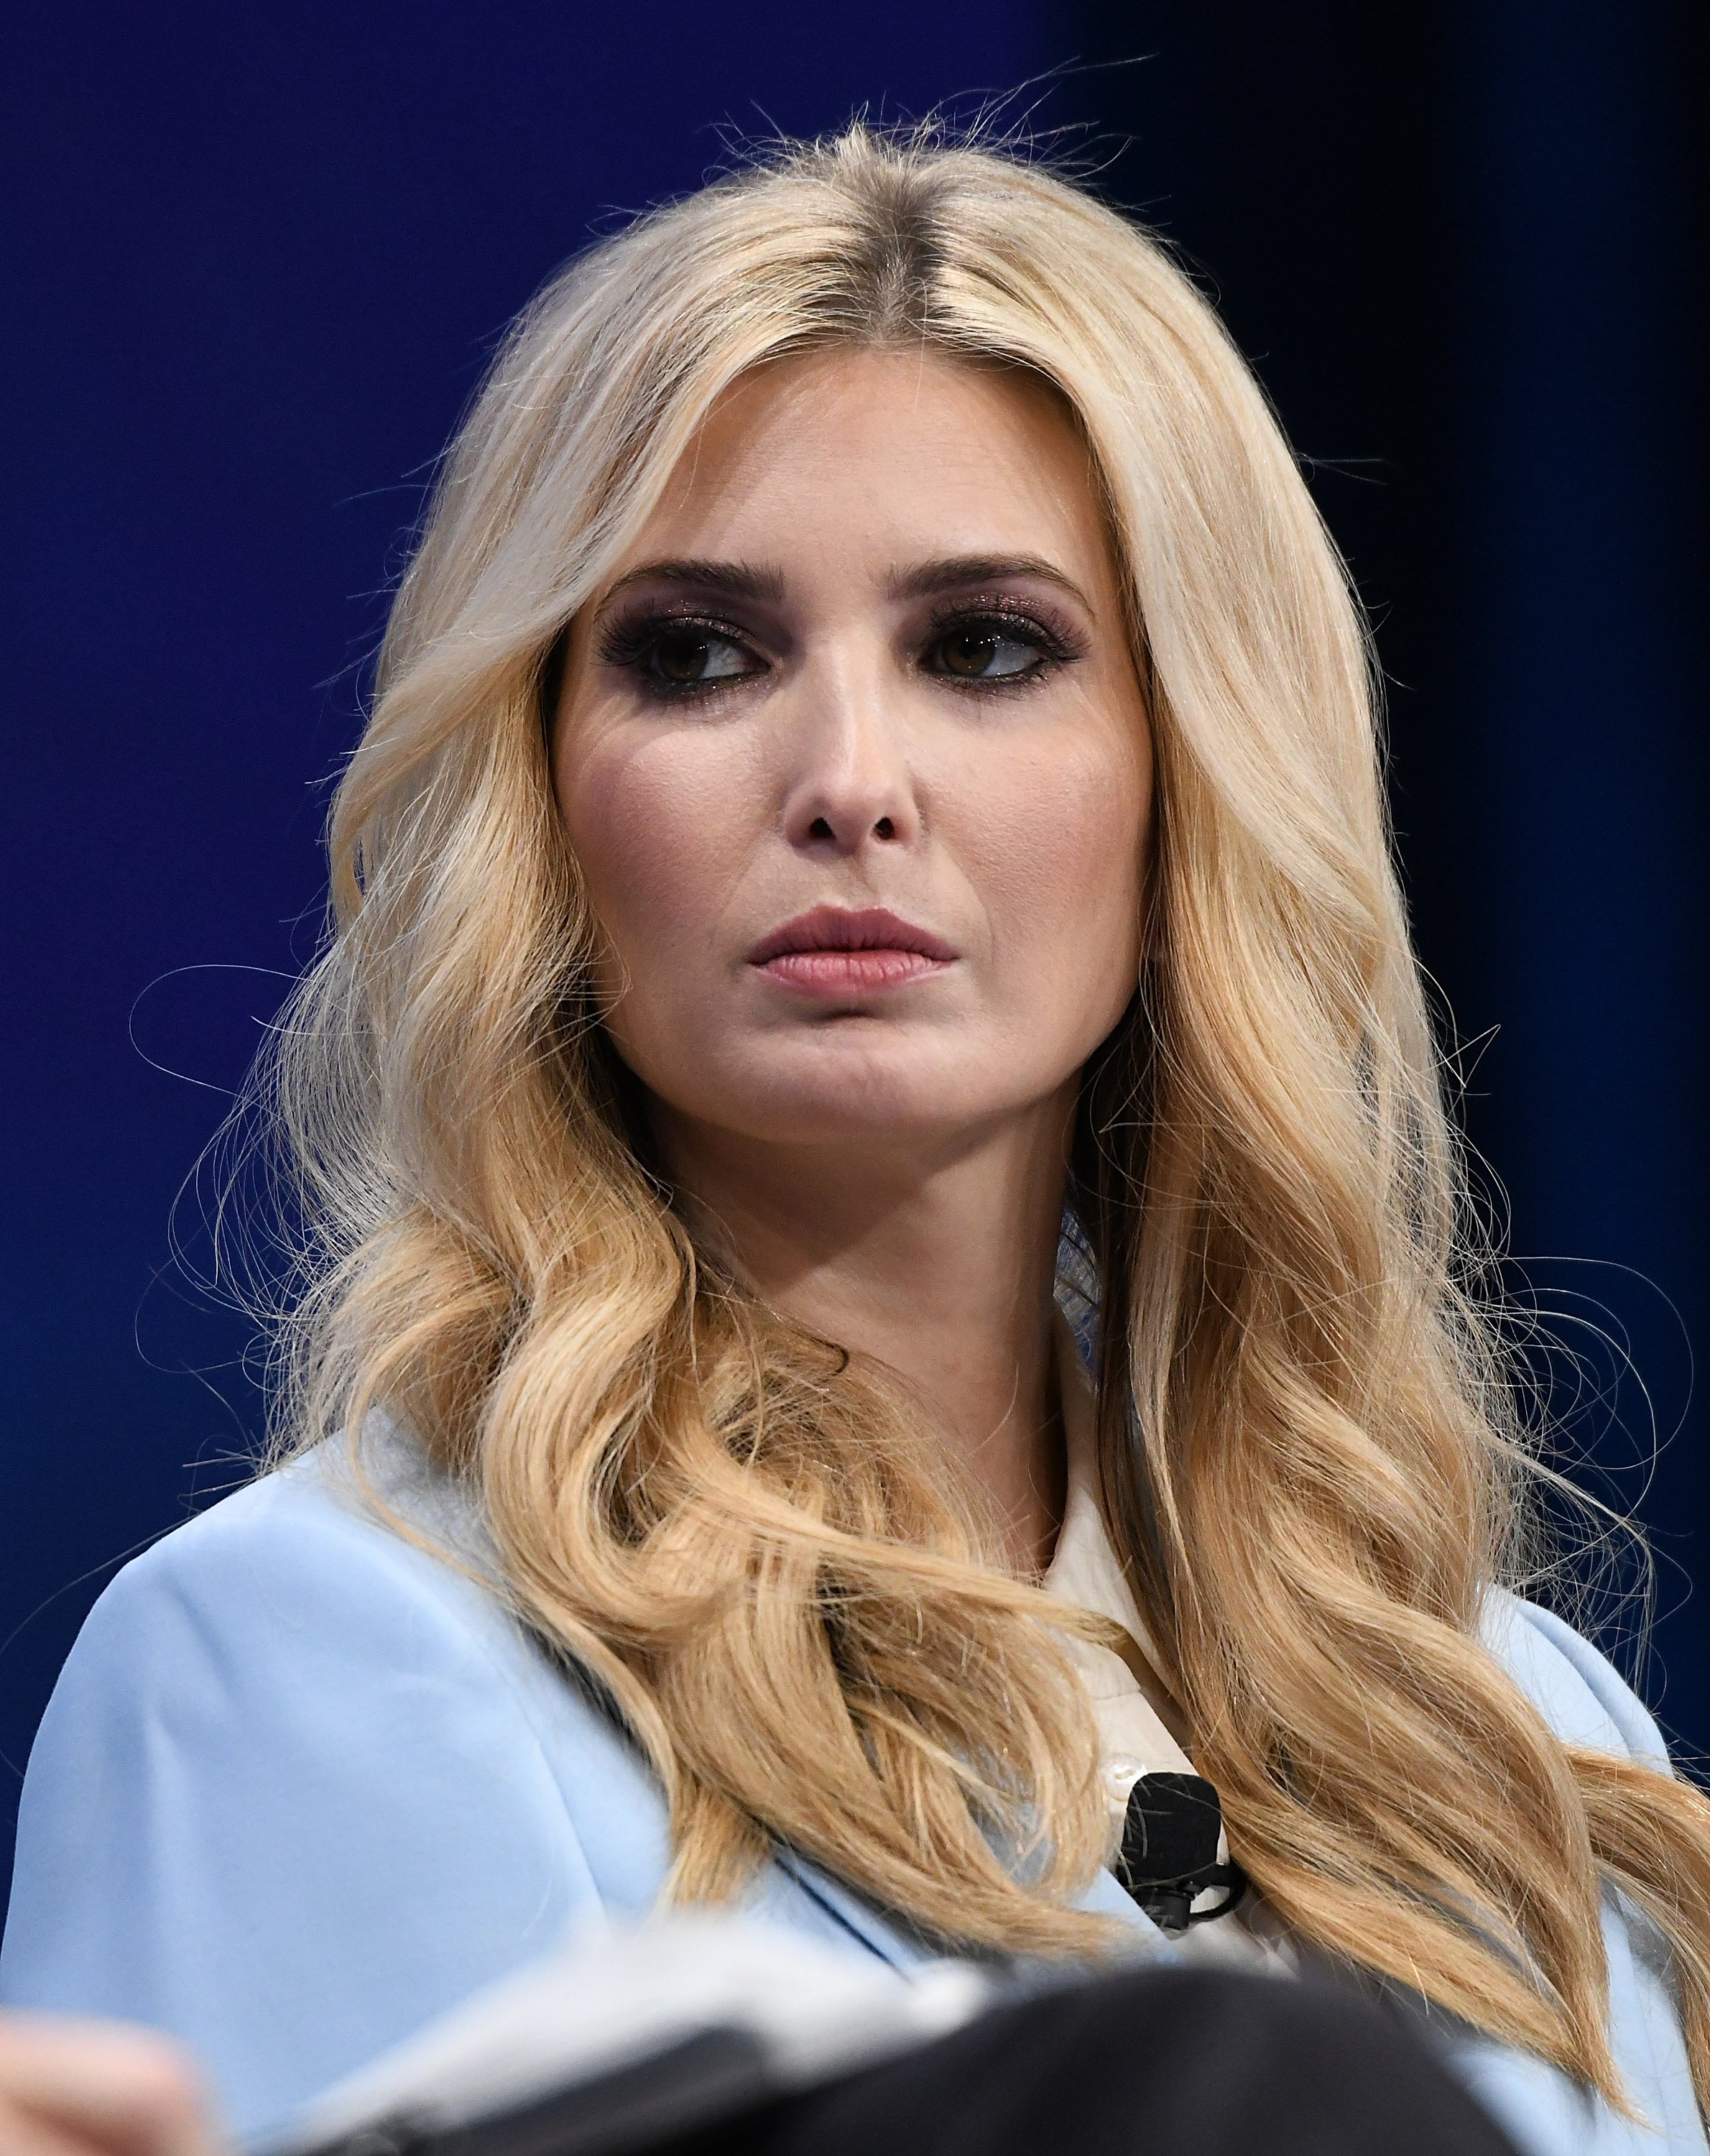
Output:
(780, 660), (921, 857)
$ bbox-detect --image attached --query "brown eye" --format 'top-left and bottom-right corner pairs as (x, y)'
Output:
(927, 622), (1046, 683)
(940, 630), (999, 678)
(644, 625), (753, 687)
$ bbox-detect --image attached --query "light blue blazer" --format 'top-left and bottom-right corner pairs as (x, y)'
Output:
(1, 1425), (1704, 2155)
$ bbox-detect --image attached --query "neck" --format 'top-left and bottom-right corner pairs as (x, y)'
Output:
(652, 1094), (1076, 1575)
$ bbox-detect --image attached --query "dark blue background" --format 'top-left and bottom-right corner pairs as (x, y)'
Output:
(3, 4), (1704, 1884)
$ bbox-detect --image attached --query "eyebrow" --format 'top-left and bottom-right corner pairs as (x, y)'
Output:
(596, 558), (787, 612)
(887, 553), (1094, 611)
(596, 551), (1094, 618)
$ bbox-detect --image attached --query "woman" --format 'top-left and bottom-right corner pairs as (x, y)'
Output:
(4, 124), (1707, 2152)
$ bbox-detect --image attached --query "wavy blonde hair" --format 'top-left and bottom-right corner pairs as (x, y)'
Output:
(262, 124), (1710, 2106)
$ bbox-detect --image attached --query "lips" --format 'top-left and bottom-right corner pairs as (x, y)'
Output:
(747, 906), (956, 995)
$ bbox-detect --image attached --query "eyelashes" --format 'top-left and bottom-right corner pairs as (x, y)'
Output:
(596, 597), (1088, 705)
(922, 601), (1084, 687)
(597, 614), (762, 696)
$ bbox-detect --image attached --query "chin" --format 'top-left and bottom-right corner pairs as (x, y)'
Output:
(698, 1033), (1007, 1146)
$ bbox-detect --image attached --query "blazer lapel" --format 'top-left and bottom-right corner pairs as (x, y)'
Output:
(767, 1848), (937, 1971)
(768, 1847), (1172, 1974)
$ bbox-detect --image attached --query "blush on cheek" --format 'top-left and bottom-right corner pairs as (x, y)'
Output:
(559, 736), (709, 959)
(555, 724), (772, 1107)
(979, 737), (1149, 949)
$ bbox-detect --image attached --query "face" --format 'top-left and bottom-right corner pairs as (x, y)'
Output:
(551, 346), (1152, 1161)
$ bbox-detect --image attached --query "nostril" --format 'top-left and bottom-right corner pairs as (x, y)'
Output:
(874, 816), (895, 841)
(808, 815), (833, 840)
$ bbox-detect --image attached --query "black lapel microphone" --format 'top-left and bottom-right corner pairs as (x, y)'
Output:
(1115, 1772), (1247, 1935)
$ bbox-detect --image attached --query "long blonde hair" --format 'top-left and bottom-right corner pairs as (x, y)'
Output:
(262, 123), (1710, 2104)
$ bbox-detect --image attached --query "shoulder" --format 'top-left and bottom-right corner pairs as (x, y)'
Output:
(42, 1441), (514, 1778)
(1434, 1599), (1705, 2152)
(24, 1427), (668, 1865)
(96, 1418), (502, 1621)
(0, 1433), (670, 2136)
(1481, 1590), (1671, 1771)
(82, 1432), (507, 1673)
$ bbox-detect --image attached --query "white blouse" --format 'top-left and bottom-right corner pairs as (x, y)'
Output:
(1043, 1310), (1295, 1973)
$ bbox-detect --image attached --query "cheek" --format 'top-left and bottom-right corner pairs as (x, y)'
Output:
(969, 725), (1150, 1012)
(556, 730), (746, 998)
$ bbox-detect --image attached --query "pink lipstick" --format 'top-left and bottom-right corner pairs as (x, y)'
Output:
(748, 906), (956, 996)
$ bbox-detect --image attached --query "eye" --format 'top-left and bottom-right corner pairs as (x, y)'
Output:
(598, 611), (767, 701)
(644, 624), (756, 688)
(923, 614), (1060, 686)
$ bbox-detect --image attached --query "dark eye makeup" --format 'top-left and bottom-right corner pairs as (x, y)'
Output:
(596, 593), (1086, 705)
(920, 598), (1085, 688)
(596, 612), (764, 697)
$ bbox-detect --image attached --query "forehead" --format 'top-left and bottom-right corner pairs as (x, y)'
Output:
(611, 344), (1114, 588)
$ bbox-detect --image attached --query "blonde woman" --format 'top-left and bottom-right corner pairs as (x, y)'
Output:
(4, 125), (1706, 2154)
